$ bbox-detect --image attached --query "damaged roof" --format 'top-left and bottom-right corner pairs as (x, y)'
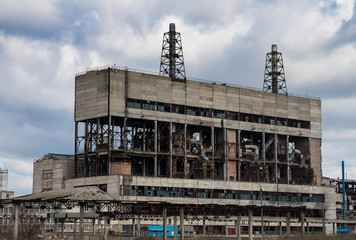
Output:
(12, 186), (118, 203)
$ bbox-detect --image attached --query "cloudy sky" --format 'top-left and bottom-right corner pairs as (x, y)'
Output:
(0, 0), (355, 196)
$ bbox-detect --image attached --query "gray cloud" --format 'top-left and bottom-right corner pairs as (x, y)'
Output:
(0, 0), (355, 195)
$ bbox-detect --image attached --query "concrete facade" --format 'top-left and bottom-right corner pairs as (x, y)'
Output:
(30, 66), (336, 237)
(33, 153), (74, 193)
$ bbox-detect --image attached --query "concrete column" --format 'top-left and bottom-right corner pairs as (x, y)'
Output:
(248, 209), (253, 240)
(223, 124), (227, 181)
(274, 133), (278, 183)
(104, 216), (108, 240)
(332, 222), (335, 235)
(286, 211), (291, 237)
(174, 216), (178, 240)
(137, 216), (141, 237)
(203, 219), (206, 235)
(322, 209), (326, 235)
(261, 207), (264, 240)
(169, 122), (173, 178)
(123, 117), (127, 153)
(180, 208), (185, 240)
(237, 129), (241, 158)
(41, 218), (45, 237)
(279, 221), (282, 235)
(262, 132), (265, 161)
(211, 126), (215, 179)
(143, 122), (146, 152)
(300, 211), (305, 236)
(163, 207), (167, 240)
(154, 120), (158, 177)
(93, 218), (96, 234)
(307, 221), (309, 235)
(74, 218), (77, 240)
(286, 135), (290, 183)
(235, 217), (241, 240)
(79, 204), (84, 240)
(54, 217), (58, 237)
(132, 218), (135, 236)
(184, 124), (187, 178)
(61, 218), (65, 238)
(13, 203), (19, 240)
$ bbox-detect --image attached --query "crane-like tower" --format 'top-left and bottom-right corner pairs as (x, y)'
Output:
(263, 44), (287, 94)
(159, 23), (186, 81)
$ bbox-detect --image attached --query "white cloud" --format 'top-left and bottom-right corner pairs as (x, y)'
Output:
(288, 44), (356, 86)
(323, 97), (356, 116)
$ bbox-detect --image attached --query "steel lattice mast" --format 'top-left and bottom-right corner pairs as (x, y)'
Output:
(159, 23), (186, 81)
(263, 44), (287, 94)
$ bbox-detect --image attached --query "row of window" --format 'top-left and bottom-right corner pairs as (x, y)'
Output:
(127, 99), (310, 129)
(123, 185), (324, 203)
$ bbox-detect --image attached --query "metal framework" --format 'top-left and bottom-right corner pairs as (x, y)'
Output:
(263, 44), (287, 94)
(3, 187), (317, 240)
(159, 23), (186, 81)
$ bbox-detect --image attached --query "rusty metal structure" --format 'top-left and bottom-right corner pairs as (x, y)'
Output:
(159, 23), (186, 81)
(263, 44), (287, 94)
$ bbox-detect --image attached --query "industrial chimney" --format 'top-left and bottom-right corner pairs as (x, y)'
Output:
(159, 23), (186, 82)
(263, 44), (287, 94)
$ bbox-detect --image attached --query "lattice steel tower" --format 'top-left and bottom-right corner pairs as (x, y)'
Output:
(159, 23), (186, 81)
(263, 44), (287, 94)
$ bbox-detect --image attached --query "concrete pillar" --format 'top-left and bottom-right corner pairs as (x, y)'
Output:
(307, 221), (309, 235)
(154, 120), (158, 177)
(163, 207), (167, 240)
(286, 135), (290, 184)
(322, 209), (326, 235)
(174, 216), (178, 240)
(104, 216), (108, 240)
(13, 203), (19, 240)
(61, 218), (65, 238)
(274, 133), (278, 183)
(79, 205), (84, 240)
(203, 219), (206, 235)
(211, 126), (215, 179)
(74, 218), (77, 240)
(279, 221), (282, 235)
(223, 124), (227, 181)
(137, 215), (141, 237)
(169, 122), (173, 177)
(124, 117), (127, 153)
(300, 211), (305, 236)
(180, 208), (185, 240)
(132, 218), (135, 236)
(332, 222), (335, 235)
(286, 211), (291, 237)
(184, 124), (187, 178)
(41, 218), (45, 237)
(143, 122), (146, 152)
(248, 209), (253, 240)
(235, 216), (241, 240)
(261, 207), (264, 240)
(92, 218), (95, 234)
(54, 217), (57, 237)
(262, 132), (265, 160)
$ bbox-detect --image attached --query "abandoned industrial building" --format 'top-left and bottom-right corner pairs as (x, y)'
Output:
(4, 23), (344, 240)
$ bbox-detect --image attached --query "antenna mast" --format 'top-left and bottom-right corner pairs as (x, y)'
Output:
(263, 44), (287, 94)
(160, 23), (186, 82)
